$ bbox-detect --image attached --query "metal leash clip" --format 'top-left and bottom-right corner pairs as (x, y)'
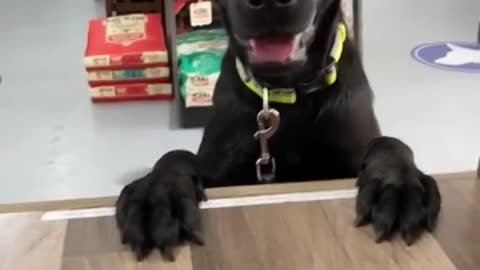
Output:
(254, 88), (280, 182)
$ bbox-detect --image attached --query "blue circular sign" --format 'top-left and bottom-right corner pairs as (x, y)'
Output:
(411, 41), (480, 73)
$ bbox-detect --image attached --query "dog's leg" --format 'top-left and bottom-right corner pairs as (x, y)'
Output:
(115, 110), (256, 261)
(354, 137), (441, 244)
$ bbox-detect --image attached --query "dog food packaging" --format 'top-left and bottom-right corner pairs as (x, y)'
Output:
(84, 13), (173, 102)
(87, 66), (170, 87)
(89, 83), (172, 102)
(177, 29), (228, 107)
(85, 13), (169, 70)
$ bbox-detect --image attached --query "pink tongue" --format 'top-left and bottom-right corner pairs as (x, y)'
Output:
(250, 37), (295, 63)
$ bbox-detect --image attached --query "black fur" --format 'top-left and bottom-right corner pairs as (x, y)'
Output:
(116, 0), (441, 260)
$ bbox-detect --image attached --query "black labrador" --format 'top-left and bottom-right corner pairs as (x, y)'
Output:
(116, 0), (441, 261)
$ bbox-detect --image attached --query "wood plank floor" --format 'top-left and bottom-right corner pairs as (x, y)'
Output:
(1, 172), (479, 270)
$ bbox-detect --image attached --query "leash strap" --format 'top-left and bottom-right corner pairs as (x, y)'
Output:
(247, 23), (347, 182)
(254, 88), (280, 182)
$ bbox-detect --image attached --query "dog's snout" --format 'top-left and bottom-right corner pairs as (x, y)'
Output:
(245, 0), (298, 9)
(231, 0), (316, 39)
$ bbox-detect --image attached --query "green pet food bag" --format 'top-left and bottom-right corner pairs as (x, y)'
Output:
(177, 29), (228, 107)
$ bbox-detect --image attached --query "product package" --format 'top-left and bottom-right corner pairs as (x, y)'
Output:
(84, 13), (173, 102)
(87, 66), (170, 87)
(177, 28), (228, 107)
(175, 27), (228, 128)
(85, 13), (169, 70)
(90, 83), (172, 103)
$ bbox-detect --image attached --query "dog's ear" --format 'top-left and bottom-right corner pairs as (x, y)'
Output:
(217, 0), (227, 22)
(217, 0), (233, 37)
(310, 0), (343, 47)
(317, 0), (342, 17)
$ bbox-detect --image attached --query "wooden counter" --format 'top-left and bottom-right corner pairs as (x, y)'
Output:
(0, 171), (478, 270)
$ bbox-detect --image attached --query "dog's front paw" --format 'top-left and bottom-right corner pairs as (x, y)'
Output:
(115, 151), (205, 261)
(354, 137), (441, 245)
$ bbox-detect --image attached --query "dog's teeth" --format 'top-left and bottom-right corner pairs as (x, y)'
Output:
(288, 34), (302, 59)
(293, 34), (301, 50)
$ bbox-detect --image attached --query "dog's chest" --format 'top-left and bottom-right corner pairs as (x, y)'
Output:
(244, 92), (355, 181)
(262, 113), (342, 181)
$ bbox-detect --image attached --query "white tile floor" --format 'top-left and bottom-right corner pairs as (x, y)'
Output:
(0, 0), (478, 203)
(362, 0), (480, 176)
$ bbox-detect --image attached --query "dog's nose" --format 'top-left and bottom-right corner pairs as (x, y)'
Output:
(245, 0), (297, 9)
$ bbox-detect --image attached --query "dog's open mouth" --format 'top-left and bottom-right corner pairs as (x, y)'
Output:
(248, 34), (302, 63)
(241, 25), (315, 65)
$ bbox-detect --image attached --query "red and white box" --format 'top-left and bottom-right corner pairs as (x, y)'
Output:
(84, 13), (173, 102)
(85, 13), (169, 70)
(90, 83), (172, 103)
(87, 66), (170, 87)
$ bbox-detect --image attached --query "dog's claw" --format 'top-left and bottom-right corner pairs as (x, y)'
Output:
(354, 214), (369, 227)
(190, 231), (205, 246)
(161, 246), (176, 262)
(374, 229), (388, 243)
(134, 245), (151, 261)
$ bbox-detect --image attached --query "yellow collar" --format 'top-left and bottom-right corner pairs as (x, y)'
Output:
(236, 23), (347, 104)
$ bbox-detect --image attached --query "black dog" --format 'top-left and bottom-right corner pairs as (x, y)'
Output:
(116, 0), (441, 261)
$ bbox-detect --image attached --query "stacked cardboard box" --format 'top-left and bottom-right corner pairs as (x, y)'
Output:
(85, 13), (173, 102)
